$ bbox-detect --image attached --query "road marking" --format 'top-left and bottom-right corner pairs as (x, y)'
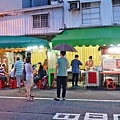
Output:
(52, 113), (120, 120)
(52, 113), (108, 120)
(53, 113), (80, 120)
(113, 114), (120, 120)
(84, 113), (108, 120)
(0, 96), (120, 103)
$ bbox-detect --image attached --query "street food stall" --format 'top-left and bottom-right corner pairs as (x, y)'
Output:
(100, 46), (120, 86)
(81, 71), (99, 87)
(0, 36), (48, 88)
(0, 36), (48, 71)
(51, 26), (120, 88)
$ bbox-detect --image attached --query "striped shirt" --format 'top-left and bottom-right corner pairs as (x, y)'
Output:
(14, 60), (23, 76)
(0, 67), (5, 76)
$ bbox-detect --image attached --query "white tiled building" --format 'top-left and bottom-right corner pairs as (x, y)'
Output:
(64, 0), (120, 27)
(0, 0), (120, 36)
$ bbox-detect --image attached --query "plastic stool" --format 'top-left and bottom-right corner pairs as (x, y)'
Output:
(9, 79), (17, 89)
(37, 80), (43, 89)
(0, 80), (6, 89)
(105, 79), (116, 90)
(0, 80), (3, 89)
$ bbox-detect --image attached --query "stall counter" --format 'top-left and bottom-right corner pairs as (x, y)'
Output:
(67, 69), (81, 81)
(100, 71), (120, 84)
(81, 71), (103, 87)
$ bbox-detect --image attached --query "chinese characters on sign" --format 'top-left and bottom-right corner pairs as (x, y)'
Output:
(102, 59), (120, 71)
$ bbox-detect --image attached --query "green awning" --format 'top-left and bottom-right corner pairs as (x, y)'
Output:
(52, 26), (120, 47)
(0, 36), (48, 48)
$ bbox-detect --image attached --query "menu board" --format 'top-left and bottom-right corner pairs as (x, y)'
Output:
(116, 59), (120, 69)
(103, 59), (117, 71)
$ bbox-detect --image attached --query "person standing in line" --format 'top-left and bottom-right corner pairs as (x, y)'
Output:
(54, 51), (69, 101)
(71, 55), (83, 87)
(85, 56), (94, 70)
(9, 64), (15, 79)
(24, 57), (34, 101)
(14, 56), (24, 92)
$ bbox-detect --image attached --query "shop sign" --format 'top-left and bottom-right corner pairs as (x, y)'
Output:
(103, 59), (120, 71)
(102, 47), (120, 55)
(53, 112), (120, 120)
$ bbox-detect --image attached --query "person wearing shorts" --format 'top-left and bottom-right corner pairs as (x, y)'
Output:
(14, 57), (23, 92)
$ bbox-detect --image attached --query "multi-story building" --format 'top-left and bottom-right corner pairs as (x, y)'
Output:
(0, 0), (120, 36)
(0, 0), (63, 38)
(0, 0), (51, 12)
(0, 0), (120, 86)
(0, 0), (64, 82)
(63, 0), (120, 27)
(52, 0), (120, 71)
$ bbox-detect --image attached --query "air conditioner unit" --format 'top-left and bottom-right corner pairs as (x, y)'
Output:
(68, 1), (80, 11)
(51, 0), (58, 5)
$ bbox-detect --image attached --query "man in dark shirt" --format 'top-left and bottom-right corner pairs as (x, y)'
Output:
(71, 55), (82, 87)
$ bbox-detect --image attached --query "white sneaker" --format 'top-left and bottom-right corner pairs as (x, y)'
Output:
(33, 86), (37, 89)
(62, 98), (66, 100)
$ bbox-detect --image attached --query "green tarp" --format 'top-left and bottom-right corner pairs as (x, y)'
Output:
(52, 26), (120, 47)
(0, 36), (48, 48)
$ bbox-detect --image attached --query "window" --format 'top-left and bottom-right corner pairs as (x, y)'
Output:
(30, 0), (32, 7)
(112, 0), (120, 22)
(81, 2), (100, 24)
(51, 0), (58, 1)
(112, 0), (120, 5)
(33, 14), (49, 28)
(82, 3), (90, 9)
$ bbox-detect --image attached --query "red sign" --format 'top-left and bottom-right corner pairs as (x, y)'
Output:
(88, 72), (97, 84)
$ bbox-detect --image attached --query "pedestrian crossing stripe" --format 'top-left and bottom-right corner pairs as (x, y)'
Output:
(113, 114), (120, 120)
(53, 113), (80, 120)
(84, 113), (108, 120)
(53, 113), (120, 120)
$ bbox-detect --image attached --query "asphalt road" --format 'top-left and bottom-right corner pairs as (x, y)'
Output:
(0, 96), (120, 120)
(0, 87), (120, 120)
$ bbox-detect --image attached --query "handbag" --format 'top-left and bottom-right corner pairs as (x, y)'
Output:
(22, 65), (26, 81)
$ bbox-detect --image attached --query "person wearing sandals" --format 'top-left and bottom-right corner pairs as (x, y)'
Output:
(24, 57), (34, 101)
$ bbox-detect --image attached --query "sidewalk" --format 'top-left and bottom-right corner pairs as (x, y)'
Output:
(0, 85), (120, 101)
